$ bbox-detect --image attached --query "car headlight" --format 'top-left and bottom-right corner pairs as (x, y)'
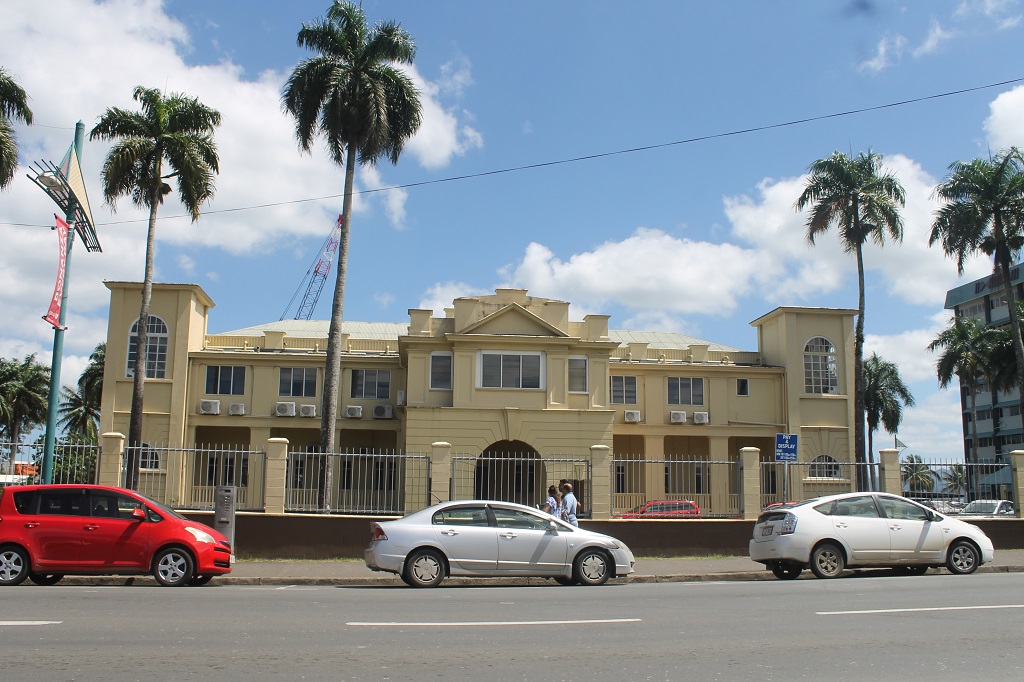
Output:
(185, 526), (216, 544)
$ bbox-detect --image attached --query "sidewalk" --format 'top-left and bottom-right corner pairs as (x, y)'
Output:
(217, 549), (1024, 586)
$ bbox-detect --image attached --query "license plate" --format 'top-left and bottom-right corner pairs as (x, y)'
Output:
(761, 526), (774, 536)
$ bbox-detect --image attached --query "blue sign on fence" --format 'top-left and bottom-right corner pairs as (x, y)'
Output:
(775, 433), (798, 462)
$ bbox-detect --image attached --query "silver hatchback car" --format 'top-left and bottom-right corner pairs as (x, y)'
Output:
(365, 500), (635, 587)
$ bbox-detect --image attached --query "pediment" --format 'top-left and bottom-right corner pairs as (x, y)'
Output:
(460, 303), (568, 338)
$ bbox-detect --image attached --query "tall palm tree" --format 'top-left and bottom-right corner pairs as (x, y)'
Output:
(929, 315), (1002, 463)
(90, 87), (221, 489)
(930, 148), (1024, 417)
(795, 150), (906, 486)
(901, 454), (937, 494)
(0, 355), (50, 458)
(863, 353), (914, 490)
(941, 463), (968, 498)
(79, 342), (105, 409)
(0, 67), (33, 190)
(58, 385), (100, 444)
(282, 1), (422, 453)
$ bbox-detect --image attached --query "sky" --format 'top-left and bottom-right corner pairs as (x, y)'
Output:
(2, 0), (1023, 461)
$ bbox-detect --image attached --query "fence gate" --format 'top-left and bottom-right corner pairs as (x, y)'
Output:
(450, 455), (592, 514)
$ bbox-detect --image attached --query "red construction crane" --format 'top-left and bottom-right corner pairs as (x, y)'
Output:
(279, 214), (342, 321)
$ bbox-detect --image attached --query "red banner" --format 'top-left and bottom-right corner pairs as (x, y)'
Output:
(44, 215), (69, 328)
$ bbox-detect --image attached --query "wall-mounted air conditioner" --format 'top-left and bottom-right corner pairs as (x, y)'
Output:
(373, 404), (393, 419)
(228, 402), (246, 416)
(346, 405), (363, 419)
(276, 401), (297, 417)
(299, 404), (317, 418)
(624, 410), (642, 423)
(693, 411), (709, 424)
(199, 399), (220, 415)
(669, 410), (687, 424)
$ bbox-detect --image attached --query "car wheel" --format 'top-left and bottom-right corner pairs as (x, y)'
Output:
(0, 546), (30, 586)
(770, 562), (802, 580)
(153, 547), (195, 587)
(810, 543), (845, 579)
(29, 573), (64, 586)
(188, 574), (213, 586)
(946, 540), (980, 575)
(403, 548), (446, 588)
(573, 549), (611, 586)
(553, 575), (579, 586)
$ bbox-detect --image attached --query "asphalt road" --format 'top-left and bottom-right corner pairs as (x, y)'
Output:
(2, 572), (1022, 681)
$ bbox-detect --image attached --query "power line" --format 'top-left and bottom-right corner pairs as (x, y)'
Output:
(6, 75), (1024, 230)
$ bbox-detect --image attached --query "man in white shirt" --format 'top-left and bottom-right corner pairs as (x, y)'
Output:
(561, 483), (579, 527)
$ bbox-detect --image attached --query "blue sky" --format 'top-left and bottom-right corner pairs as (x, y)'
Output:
(2, 0), (1024, 460)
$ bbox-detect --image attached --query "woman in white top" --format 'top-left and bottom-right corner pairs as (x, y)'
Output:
(542, 484), (562, 519)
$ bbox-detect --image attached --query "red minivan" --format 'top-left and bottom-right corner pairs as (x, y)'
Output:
(0, 484), (232, 586)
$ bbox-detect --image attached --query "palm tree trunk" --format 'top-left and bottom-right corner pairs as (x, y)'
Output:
(319, 144), (357, 456)
(854, 243), (867, 490)
(998, 257), (1024, 424)
(866, 427), (875, 491)
(126, 198), (160, 490)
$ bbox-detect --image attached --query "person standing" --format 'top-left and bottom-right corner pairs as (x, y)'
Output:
(542, 485), (562, 519)
(561, 483), (579, 527)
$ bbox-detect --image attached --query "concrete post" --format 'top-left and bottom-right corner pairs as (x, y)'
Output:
(263, 438), (289, 515)
(98, 432), (125, 486)
(1010, 450), (1024, 519)
(740, 447), (761, 520)
(589, 444), (611, 520)
(878, 449), (901, 495)
(430, 442), (452, 503)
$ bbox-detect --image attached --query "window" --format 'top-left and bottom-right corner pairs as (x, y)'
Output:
(206, 366), (245, 395)
(492, 507), (553, 531)
(351, 369), (390, 399)
(819, 495), (879, 517)
(430, 353), (452, 390)
(610, 376), (637, 404)
(667, 377), (704, 405)
(804, 337), (838, 394)
(568, 357), (588, 392)
(808, 455), (841, 478)
(194, 451), (249, 487)
(480, 352), (542, 389)
(37, 489), (87, 516)
(139, 446), (160, 471)
(736, 378), (749, 396)
(432, 505), (490, 527)
(126, 315), (169, 378)
(280, 367), (317, 397)
(878, 496), (930, 521)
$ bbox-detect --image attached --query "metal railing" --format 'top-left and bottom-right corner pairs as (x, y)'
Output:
(285, 450), (431, 515)
(611, 457), (740, 518)
(759, 461), (880, 510)
(897, 458), (1016, 511)
(1, 441), (99, 485)
(122, 444), (267, 511)
(451, 454), (592, 515)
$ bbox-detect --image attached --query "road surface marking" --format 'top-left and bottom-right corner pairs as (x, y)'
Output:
(347, 618), (642, 627)
(0, 621), (62, 626)
(818, 604), (1024, 615)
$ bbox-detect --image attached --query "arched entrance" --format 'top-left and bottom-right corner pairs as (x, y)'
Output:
(475, 440), (543, 506)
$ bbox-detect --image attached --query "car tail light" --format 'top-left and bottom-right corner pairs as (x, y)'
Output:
(370, 525), (387, 541)
(780, 513), (798, 535)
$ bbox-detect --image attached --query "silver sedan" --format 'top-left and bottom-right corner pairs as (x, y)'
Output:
(364, 500), (635, 587)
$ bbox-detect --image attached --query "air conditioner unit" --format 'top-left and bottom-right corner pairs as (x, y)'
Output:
(299, 404), (317, 418)
(693, 411), (709, 424)
(346, 405), (363, 419)
(669, 410), (687, 424)
(373, 404), (394, 419)
(276, 401), (296, 417)
(228, 402), (246, 416)
(199, 399), (220, 415)
(624, 410), (642, 423)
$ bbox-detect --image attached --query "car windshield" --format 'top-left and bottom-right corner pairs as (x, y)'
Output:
(137, 492), (187, 520)
(961, 501), (997, 514)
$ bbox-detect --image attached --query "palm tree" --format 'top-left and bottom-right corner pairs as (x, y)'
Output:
(0, 67), (33, 190)
(795, 150), (906, 486)
(901, 454), (937, 494)
(863, 353), (914, 490)
(79, 343), (105, 409)
(58, 386), (100, 444)
(90, 87), (221, 489)
(929, 315), (1003, 463)
(282, 1), (422, 453)
(930, 148), (1024, 417)
(941, 463), (967, 498)
(0, 355), (50, 459)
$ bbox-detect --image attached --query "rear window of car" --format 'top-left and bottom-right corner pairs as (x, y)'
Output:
(433, 506), (490, 527)
(12, 491), (34, 514)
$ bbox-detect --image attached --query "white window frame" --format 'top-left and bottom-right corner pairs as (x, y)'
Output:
(351, 369), (391, 399)
(667, 377), (705, 406)
(568, 356), (588, 393)
(430, 352), (453, 391)
(279, 367), (318, 398)
(477, 351), (545, 389)
(126, 315), (169, 379)
(803, 336), (839, 395)
(610, 375), (637, 404)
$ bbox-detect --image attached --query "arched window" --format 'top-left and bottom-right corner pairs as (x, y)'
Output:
(803, 336), (838, 394)
(809, 455), (841, 478)
(127, 316), (169, 378)
(139, 444), (161, 471)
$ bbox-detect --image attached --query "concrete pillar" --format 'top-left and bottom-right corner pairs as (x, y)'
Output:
(1010, 450), (1024, 519)
(98, 432), (124, 486)
(430, 442), (452, 503)
(589, 444), (612, 520)
(264, 438), (289, 514)
(878, 449), (901, 495)
(740, 446), (761, 520)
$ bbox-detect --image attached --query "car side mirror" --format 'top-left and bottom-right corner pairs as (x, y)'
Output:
(549, 520), (559, 533)
(131, 507), (147, 521)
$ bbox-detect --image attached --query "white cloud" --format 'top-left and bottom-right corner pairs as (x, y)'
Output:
(913, 20), (954, 57)
(857, 33), (908, 72)
(403, 64), (485, 170)
(373, 292), (395, 308)
(983, 83), (1024, 150)
(417, 282), (490, 315)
